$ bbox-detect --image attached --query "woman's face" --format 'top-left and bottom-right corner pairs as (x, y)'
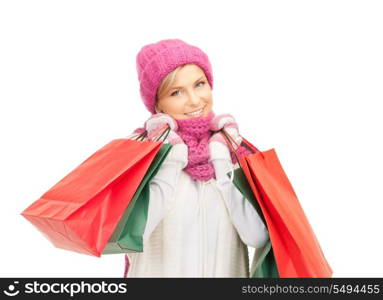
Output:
(156, 64), (213, 120)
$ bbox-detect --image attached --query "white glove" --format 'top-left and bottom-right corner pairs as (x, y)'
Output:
(145, 113), (184, 145)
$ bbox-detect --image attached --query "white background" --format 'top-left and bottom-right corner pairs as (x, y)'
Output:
(1, 0), (382, 277)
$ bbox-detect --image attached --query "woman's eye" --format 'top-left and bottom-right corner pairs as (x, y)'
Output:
(170, 82), (205, 96)
(196, 81), (205, 87)
(171, 90), (180, 97)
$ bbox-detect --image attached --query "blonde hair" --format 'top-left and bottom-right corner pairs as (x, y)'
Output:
(155, 65), (187, 112)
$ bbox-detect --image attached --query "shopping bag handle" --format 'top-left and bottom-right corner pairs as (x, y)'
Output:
(155, 125), (171, 142)
(221, 128), (263, 159)
(132, 131), (147, 141)
(131, 125), (171, 142)
(220, 129), (243, 167)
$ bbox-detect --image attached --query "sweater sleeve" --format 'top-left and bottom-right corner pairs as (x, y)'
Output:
(209, 141), (269, 249)
(142, 143), (188, 243)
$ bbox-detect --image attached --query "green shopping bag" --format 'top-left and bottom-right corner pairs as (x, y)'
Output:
(250, 241), (279, 278)
(103, 143), (172, 254)
(228, 167), (280, 278)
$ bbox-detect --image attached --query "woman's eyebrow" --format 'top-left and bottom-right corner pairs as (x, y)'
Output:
(169, 76), (205, 90)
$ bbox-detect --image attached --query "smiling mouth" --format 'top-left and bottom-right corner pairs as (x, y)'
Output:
(185, 106), (205, 117)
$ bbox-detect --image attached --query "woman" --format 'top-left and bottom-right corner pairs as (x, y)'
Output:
(125, 39), (269, 277)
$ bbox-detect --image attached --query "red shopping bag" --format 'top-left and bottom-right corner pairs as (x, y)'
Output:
(222, 130), (332, 278)
(21, 138), (162, 257)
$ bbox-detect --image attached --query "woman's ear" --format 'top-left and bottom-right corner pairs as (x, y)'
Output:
(155, 104), (163, 114)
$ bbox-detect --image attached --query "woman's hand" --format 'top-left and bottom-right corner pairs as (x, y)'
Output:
(145, 113), (184, 145)
(209, 114), (243, 149)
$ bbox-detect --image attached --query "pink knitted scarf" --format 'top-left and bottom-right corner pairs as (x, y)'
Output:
(132, 111), (252, 182)
(175, 111), (216, 181)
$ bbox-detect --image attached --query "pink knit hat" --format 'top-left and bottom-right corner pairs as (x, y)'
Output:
(136, 39), (214, 114)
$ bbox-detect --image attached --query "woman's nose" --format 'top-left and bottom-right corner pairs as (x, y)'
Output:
(187, 91), (200, 106)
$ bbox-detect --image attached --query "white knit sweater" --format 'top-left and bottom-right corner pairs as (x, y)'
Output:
(126, 141), (269, 277)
